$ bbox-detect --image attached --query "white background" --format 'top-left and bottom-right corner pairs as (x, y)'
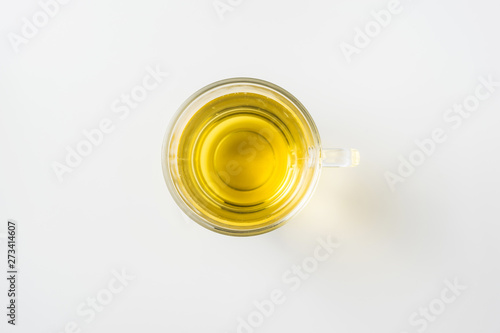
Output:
(1, 0), (500, 332)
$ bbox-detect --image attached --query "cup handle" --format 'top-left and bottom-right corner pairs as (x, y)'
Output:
(321, 148), (360, 168)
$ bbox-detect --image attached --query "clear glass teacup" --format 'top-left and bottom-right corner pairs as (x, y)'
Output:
(162, 78), (359, 236)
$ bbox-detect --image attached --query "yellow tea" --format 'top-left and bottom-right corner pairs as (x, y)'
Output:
(175, 91), (313, 230)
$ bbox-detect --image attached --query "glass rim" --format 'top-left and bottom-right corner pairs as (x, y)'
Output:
(161, 77), (323, 236)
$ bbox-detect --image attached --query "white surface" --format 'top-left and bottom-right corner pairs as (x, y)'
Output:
(1, 0), (500, 332)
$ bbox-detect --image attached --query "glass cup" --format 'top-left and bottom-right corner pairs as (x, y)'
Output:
(162, 78), (359, 236)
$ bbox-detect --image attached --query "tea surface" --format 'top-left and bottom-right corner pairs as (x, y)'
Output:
(176, 92), (310, 227)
